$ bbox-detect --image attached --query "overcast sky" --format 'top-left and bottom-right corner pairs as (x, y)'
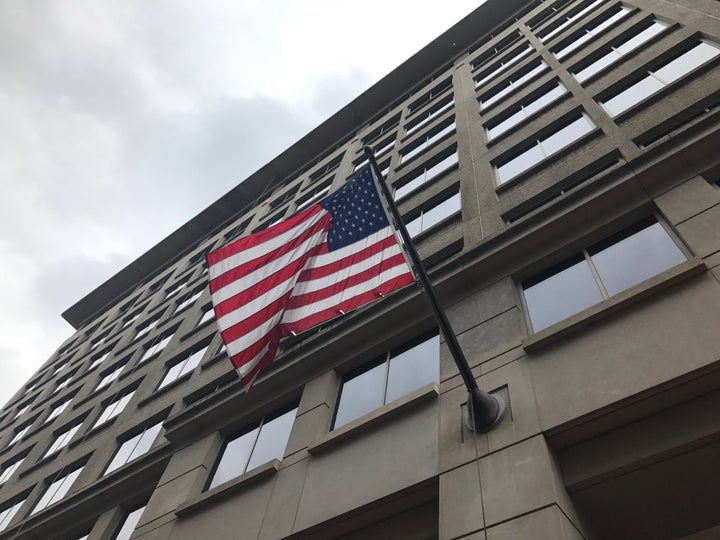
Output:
(0, 1), (483, 406)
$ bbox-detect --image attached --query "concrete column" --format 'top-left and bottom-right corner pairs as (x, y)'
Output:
(439, 434), (586, 540)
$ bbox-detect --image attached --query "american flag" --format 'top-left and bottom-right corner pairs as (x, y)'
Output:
(207, 165), (415, 388)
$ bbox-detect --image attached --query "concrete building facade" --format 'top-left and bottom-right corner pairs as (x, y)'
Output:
(1, 0), (719, 538)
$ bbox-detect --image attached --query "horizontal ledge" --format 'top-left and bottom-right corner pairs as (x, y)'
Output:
(175, 459), (280, 518)
(522, 258), (707, 352)
(308, 382), (439, 455)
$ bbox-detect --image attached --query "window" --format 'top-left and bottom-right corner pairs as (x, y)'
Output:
(122, 308), (143, 329)
(134, 316), (159, 341)
(405, 191), (461, 237)
(522, 218), (686, 332)
(0, 497), (26, 531)
(309, 154), (342, 181)
(46, 398), (71, 424)
(333, 332), (439, 428)
(405, 96), (454, 136)
(197, 306), (215, 326)
(496, 114), (594, 184)
(92, 392), (135, 430)
(480, 60), (548, 110)
(573, 20), (669, 82)
(471, 31), (522, 69)
(408, 77), (452, 114)
(7, 423), (32, 447)
(486, 83), (567, 140)
(140, 332), (174, 363)
(88, 349), (111, 371)
(362, 134), (395, 163)
(207, 406), (298, 490)
(537, 0), (604, 42)
(105, 421), (163, 474)
(527, 0), (574, 30)
(12, 402), (30, 420)
(0, 456), (25, 485)
(475, 44), (533, 87)
(44, 424), (81, 459)
(554, 5), (632, 60)
(164, 278), (188, 300)
(96, 363), (124, 392)
(295, 178), (333, 212)
(89, 331), (108, 350)
(400, 121), (455, 164)
(224, 217), (252, 242)
(159, 346), (208, 389)
(394, 151), (458, 201)
(600, 41), (720, 117)
(174, 287), (204, 314)
(53, 373), (73, 395)
(31, 466), (84, 514)
(268, 185), (300, 210)
(114, 506), (146, 540)
(362, 113), (401, 146)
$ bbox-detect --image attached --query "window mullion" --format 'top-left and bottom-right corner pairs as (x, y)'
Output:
(584, 248), (610, 298)
(244, 420), (264, 474)
(381, 353), (392, 406)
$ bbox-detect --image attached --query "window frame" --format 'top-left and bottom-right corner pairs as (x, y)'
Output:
(597, 38), (720, 118)
(519, 216), (690, 333)
(331, 330), (440, 430)
(206, 404), (299, 492)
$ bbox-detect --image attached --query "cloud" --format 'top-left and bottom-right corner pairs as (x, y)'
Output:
(0, 0), (483, 406)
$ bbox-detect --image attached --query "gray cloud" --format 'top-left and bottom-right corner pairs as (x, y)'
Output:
(0, 0), (482, 407)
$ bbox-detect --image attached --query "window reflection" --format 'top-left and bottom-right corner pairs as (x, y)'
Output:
(523, 218), (686, 332)
(333, 333), (439, 429)
(208, 406), (297, 490)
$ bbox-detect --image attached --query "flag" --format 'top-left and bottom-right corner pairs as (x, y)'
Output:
(207, 165), (415, 388)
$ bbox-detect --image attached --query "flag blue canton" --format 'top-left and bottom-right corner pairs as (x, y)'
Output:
(319, 165), (389, 251)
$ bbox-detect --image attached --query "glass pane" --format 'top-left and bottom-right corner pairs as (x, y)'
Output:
(615, 22), (666, 55)
(128, 423), (163, 462)
(395, 173), (425, 201)
(524, 84), (566, 116)
(421, 193), (461, 231)
(106, 434), (141, 474)
(180, 347), (207, 376)
(406, 215), (423, 238)
(115, 507), (145, 540)
(159, 364), (183, 388)
(497, 144), (545, 183)
(590, 222), (686, 296)
(246, 408), (297, 471)
(540, 115), (593, 156)
(524, 258), (604, 332)
(602, 75), (664, 116)
(488, 108), (526, 140)
(386, 334), (440, 403)
(208, 427), (259, 490)
(654, 42), (720, 84)
(425, 152), (458, 181)
(575, 50), (618, 82)
(334, 362), (386, 428)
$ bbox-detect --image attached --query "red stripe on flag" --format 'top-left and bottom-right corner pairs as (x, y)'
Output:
(207, 205), (325, 266)
(296, 235), (399, 282)
(281, 273), (415, 335)
(286, 253), (409, 308)
(209, 213), (331, 293)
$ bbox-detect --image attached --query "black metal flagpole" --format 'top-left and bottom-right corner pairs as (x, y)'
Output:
(363, 146), (503, 432)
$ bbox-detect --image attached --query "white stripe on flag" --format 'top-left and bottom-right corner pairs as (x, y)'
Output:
(212, 229), (328, 304)
(281, 264), (411, 324)
(209, 209), (329, 281)
(235, 343), (270, 378)
(291, 243), (403, 296)
(306, 226), (393, 268)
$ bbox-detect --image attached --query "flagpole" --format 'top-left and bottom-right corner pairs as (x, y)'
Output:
(363, 146), (503, 432)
